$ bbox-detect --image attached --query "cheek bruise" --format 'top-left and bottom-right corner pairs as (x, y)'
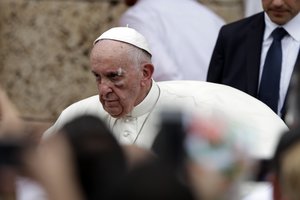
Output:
(115, 80), (125, 87)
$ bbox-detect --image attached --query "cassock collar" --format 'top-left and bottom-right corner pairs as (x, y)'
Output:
(126, 79), (160, 118)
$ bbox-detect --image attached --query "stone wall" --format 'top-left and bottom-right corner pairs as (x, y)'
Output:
(0, 0), (245, 124)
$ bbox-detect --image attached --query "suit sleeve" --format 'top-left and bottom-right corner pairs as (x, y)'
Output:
(206, 27), (225, 83)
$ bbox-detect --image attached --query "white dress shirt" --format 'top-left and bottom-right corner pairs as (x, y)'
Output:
(120, 0), (225, 81)
(259, 12), (300, 115)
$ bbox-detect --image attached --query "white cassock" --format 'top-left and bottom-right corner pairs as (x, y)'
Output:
(20, 80), (283, 200)
(44, 80), (288, 160)
(37, 80), (288, 200)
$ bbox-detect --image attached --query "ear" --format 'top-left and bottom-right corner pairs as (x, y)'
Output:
(141, 63), (154, 83)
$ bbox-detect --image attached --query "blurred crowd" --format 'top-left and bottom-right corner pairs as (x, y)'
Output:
(0, 70), (299, 200)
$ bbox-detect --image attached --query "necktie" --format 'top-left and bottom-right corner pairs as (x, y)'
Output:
(258, 27), (287, 113)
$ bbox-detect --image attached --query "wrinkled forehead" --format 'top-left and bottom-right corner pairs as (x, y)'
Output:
(91, 39), (132, 57)
(90, 40), (136, 72)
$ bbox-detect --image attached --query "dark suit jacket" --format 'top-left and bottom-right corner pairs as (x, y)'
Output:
(207, 12), (300, 117)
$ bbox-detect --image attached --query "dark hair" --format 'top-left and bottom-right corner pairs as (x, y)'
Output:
(273, 129), (300, 175)
(61, 115), (127, 200)
(109, 160), (195, 200)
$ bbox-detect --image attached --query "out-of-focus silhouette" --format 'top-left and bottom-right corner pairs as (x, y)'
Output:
(271, 128), (300, 200)
(108, 160), (195, 200)
(120, 0), (225, 81)
(60, 115), (127, 200)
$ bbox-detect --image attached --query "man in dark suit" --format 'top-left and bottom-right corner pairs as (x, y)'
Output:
(207, 0), (300, 119)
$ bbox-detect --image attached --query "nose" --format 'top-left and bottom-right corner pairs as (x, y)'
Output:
(98, 81), (113, 97)
(272, 0), (284, 6)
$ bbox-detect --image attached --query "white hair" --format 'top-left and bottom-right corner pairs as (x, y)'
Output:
(126, 44), (152, 68)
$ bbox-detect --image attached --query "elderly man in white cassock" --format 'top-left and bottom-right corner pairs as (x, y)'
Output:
(44, 27), (287, 162)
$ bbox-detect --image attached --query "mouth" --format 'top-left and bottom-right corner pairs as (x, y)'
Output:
(103, 100), (119, 107)
(269, 9), (288, 16)
(100, 95), (120, 108)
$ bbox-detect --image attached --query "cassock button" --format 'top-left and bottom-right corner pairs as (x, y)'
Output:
(123, 131), (130, 137)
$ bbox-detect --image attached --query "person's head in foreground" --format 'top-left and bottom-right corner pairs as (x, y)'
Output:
(61, 115), (127, 200)
(271, 128), (300, 200)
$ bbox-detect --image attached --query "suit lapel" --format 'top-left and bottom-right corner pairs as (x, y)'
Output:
(245, 13), (265, 96)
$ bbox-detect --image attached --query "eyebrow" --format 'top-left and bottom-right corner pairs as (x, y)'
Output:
(107, 67), (125, 76)
(91, 68), (125, 77)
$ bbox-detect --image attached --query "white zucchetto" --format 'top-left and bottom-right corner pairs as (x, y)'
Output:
(93, 27), (152, 56)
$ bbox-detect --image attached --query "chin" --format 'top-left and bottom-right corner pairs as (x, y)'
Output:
(269, 13), (291, 25)
(104, 108), (121, 118)
(108, 112), (123, 118)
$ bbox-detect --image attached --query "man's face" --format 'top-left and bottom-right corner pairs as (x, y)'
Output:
(262, 0), (300, 25)
(90, 40), (147, 118)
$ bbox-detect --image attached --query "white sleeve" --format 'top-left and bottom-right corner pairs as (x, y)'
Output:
(42, 96), (104, 139)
